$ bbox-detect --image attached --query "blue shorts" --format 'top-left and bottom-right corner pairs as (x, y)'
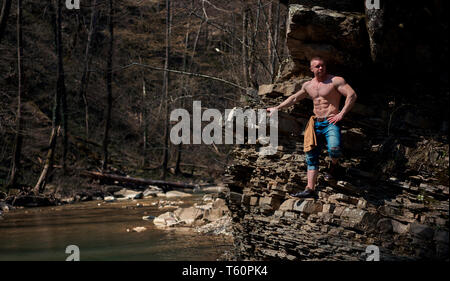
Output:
(305, 119), (342, 170)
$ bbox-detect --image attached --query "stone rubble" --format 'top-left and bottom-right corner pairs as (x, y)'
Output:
(152, 197), (233, 236)
(224, 138), (449, 260)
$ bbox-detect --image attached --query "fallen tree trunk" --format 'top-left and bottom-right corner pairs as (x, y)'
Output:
(80, 170), (199, 191)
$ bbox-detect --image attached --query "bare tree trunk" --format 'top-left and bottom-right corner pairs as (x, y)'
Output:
(7, 0), (24, 190)
(102, 0), (114, 172)
(189, 17), (204, 71)
(79, 0), (98, 141)
(261, 2), (281, 81)
(34, 0), (65, 193)
(175, 0), (194, 175)
(241, 3), (249, 88)
(247, 3), (258, 89)
(0, 0), (12, 44)
(231, 13), (235, 56)
(69, 9), (82, 55)
(61, 54), (68, 173)
(161, 0), (171, 180)
(80, 170), (198, 190)
(141, 59), (149, 167)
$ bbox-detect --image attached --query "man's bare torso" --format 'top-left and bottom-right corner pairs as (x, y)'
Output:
(304, 74), (342, 118)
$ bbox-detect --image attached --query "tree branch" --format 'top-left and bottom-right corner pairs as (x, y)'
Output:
(113, 62), (249, 92)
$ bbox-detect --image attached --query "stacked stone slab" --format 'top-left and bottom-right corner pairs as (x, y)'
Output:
(224, 131), (449, 260)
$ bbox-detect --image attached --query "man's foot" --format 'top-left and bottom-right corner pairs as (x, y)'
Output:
(323, 171), (335, 181)
(324, 163), (340, 181)
(289, 188), (317, 199)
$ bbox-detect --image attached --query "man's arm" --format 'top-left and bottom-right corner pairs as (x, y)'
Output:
(267, 82), (309, 116)
(327, 77), (357, 124)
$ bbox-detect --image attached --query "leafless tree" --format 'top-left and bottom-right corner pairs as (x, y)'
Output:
(7, 0), (24, 190)
(0, 0), (12, 44)
(34, 0), (66, 193)
(161, 0), (171, 180)
(102, 0), (114, 172)
(79, 0), (99, 141)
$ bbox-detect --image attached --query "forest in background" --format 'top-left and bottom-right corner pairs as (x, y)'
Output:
(0, 0), (289, 195)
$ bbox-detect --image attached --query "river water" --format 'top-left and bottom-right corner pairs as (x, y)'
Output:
(0, 194), (233, 261)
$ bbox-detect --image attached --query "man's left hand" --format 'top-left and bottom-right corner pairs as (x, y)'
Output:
(327, 112), (344, 125)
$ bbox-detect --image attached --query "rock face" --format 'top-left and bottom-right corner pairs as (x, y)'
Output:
(287, 5), (369, 77)
(224, 137), (449, 260)
(223, 1), (449, 261)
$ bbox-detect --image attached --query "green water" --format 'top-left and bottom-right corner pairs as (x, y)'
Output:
(0, 195), (233, 261)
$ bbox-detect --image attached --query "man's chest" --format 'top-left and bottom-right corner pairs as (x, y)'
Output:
(305, 82), (337, 99)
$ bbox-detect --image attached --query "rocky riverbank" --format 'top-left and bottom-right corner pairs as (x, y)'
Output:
(1, 183), (234, 239)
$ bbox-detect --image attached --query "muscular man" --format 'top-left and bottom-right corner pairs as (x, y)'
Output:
(267, 57), (357, 198)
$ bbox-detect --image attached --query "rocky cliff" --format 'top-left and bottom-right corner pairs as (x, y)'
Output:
(223, 1), (449, 261)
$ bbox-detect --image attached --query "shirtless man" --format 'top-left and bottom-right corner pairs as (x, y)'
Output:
(267, 57), (357, 198)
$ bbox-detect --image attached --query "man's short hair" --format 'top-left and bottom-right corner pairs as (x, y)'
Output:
(310, 56), (326, 65)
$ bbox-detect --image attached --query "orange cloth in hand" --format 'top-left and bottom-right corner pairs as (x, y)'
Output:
(303, 116), (317, 152)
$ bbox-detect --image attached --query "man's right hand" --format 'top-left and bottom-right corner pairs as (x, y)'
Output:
(266, 107), (278, 117)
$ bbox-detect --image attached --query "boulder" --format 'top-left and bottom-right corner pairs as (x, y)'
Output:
(293, 199), (323, 214)
(204, 208), (226, 222)
(165, 191), (192, 198)
(279, 199), (300, 211)
(153, 211), (180, 227)
(391, 220), (410, 234)
(195, 202), (213, 210)
(213, 198), (227, 209)
(200, 186), (229, 194)
(143, 187), (163, 198)
(204, 199), (229, 222)
(434, 230), (449, 244)
(202, 194), (214, 202)
(341, 128), (369, 153)
(258, 84), (276, 97)
(376, 218), (393, 233)
(60, 197), (75, 204)
(0, 202), (12, 212)
(103, 196), (115, 202)
(277, 111), (304, 137)
(174, 207), (204, 225)
(287, 5), (368, 77)
(196, 215), (233, 236)
(114, 188), (143, 200)
(153, 199), (230, 228)
(132, 226), (147, 233)
(322, 203), (335, 214)
(340, 208), (368, 225)
(410, 223), (435, 240)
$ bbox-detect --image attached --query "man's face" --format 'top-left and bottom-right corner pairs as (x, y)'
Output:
(310, 59), (326, 78)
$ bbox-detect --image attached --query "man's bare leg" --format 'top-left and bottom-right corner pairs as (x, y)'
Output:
(289, 169), (318, 198)
(307, 169), (318, 190)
